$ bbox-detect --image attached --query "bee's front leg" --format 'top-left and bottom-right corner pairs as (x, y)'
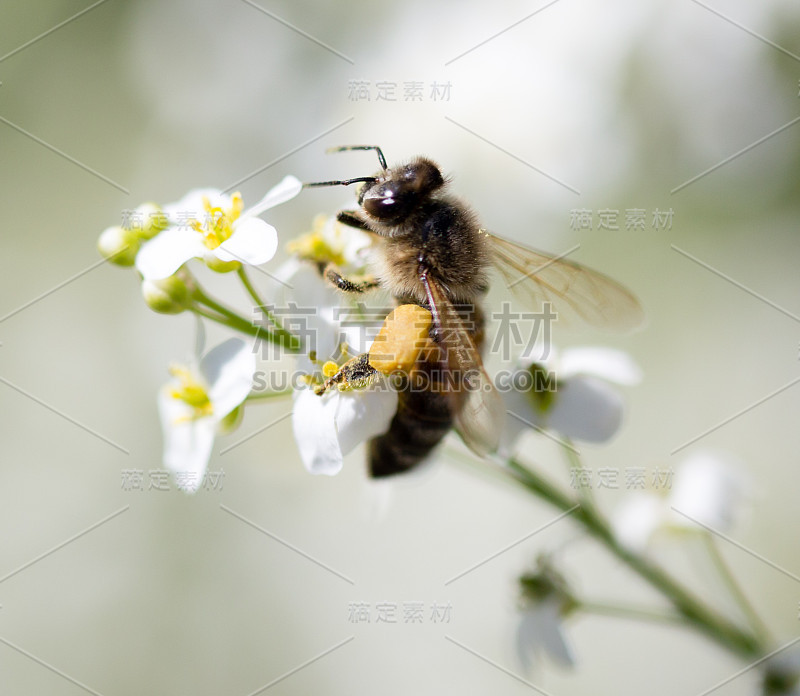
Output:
(324, 264), (381, 293)
(336, 210), (372, 231)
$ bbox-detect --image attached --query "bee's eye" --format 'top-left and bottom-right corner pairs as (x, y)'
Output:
(363, 183), (414, 220)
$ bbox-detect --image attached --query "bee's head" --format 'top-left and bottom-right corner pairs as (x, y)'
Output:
(305, 148), (446, 227)
(359, 158), (445, 224)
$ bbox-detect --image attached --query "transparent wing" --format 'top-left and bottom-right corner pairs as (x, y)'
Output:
(423, 274), (505, 457)
(488, 233), (645, 332)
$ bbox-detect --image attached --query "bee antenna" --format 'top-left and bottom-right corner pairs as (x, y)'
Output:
(303, 176), (378, 189)
(325, 145), (388, 171)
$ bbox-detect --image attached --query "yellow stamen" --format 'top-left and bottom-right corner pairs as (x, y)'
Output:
(168, 364), (213, 419)
(229, 192), (244, 220)
(286, 215), (347, 266)
(198, 195), (237, 249)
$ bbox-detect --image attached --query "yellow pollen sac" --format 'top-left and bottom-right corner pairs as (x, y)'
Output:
(368, 304), (433, 375)
(168, 365), (213, 418)
(322, 361), (340, 378)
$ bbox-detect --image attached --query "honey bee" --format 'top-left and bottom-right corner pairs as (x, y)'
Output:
(306, 146), (644, 477)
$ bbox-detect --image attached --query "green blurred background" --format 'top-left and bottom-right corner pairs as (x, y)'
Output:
(1, 0), (799, 694)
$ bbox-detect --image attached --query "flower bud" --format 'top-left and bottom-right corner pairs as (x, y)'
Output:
(98, 226), (140, 266)
(141, 276), (191, 314)
(203, 250), (241, 274)
(218, 405), (244, 434)
(136, 203), (169, 240)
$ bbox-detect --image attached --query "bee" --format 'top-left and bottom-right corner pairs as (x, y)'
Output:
(305, 145), (644, 477)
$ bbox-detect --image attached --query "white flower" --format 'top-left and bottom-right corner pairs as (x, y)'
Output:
(270, 214), (377, 368)
(668, 451), (749, 531)
(158, 337), (255, 492)
(517, 558), (577, 671)
(610, 494), (664, 552)
(282, 247), (399, 475)
(292, 384), (398, 476)
(502, 346), (641, 452)
(279, 216), (410, 476)
(517, 599), (575, 671)
(286, 213), (373, 273)
(611, 451), (749, 552)
(136, 175), (302, 280)
(275, 261), (368, 367)
(286, 292), (397, 476)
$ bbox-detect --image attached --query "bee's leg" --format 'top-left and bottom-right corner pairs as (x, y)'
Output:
(324, 263), (380, 293)
(336, 210), (372, 231)
(315, 353), (378, 395)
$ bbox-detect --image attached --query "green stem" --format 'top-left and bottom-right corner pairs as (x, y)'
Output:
(245, 388), (293, 402)
(192, 286), (252, 325)
(189, 285), (300, 353)
(237, 266), (268, 307)
(562, 438), (595, 506)
(578, 600), (682, 624)
(702, 533), (772, 645)
(236, 267), (302, 352)
(503, 457), (763, 660)
(190, 306), (265, 339)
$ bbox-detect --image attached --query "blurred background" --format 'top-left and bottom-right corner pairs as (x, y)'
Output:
(1, 0), (799, 693)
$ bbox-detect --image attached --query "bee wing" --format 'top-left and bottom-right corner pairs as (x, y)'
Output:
(488, 232), (645, 332)
(423, 274), (505, 457)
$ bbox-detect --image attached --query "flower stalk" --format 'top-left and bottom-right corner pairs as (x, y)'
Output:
(503, 456), (764, 660)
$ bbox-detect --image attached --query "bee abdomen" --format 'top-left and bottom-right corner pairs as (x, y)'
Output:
(368, 302), (486, 478)
(368, 372), (453, 478)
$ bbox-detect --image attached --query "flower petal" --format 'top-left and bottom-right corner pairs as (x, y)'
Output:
(517, 601), (575, 671)
(158, 389), (216, 493)
(216, 218), (277, 265)
(500, 382), (541, 455)
(292, 388), (344, 475)
(547, 376), (624, 443)
(277, 262), (365, 362)
(163, 188), (229, 220)
(202, 338), (255, 419)
(243, 175), (303, 219)
(667, 451), (748, 532)
(136, 228), (206, 280)
(559, 347), (642, 384)
(335, 387), (398, 455)
(611, 494), (664, 551)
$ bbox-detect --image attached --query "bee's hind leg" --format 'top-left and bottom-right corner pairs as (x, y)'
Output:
(314, 353), (378, 395)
